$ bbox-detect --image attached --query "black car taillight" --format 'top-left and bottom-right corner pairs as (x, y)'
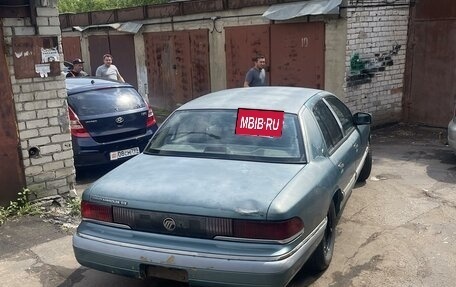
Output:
(232, 217), (304, 241)
(146, 105), (157, 127)
(68, 107), (90, 138)
(81, 200), (113, 222)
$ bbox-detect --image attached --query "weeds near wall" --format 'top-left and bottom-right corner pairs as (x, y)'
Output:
(66, 197), (81, 217)
(0, 188), (42, 225)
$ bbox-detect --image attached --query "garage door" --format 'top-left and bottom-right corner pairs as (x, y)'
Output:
(404, 0), (456, 127)
(88, 34), (138, 89)
(144, 29), (210, 110)
(225, 22), (325, 89)
(0, 26), (25, 206)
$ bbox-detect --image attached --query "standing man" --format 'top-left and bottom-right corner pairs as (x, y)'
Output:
(66, 58), (88, 77)
(95, 54), (125, 83)
(243, 55), (268, 87)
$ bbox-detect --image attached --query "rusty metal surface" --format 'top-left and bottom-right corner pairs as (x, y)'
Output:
(91, 10), (116, 25)
(190, 29), (211, 100)
(227, 0), (276, 9)
(62, 36), (82, 62)
(406, 20), (456, 127)
(144, 30), (210, 110)
(67, 13), (90, 27)
(117, 6), (145, 22)
(404, 0), (456, 127)
(58, 0), (306, 29)
(88, 34), (138, 88)
(88, 35), (110, 76)
(146, 3), (181, 18)
(270, 22), (325, 88)
(144, 32), (175, 109)
(225, 25), (270, 89)
(415, 0), (456, 20)
(12, 36), (61, 79)
(0, 27), (25, 206)
(182, 0), (224, 14)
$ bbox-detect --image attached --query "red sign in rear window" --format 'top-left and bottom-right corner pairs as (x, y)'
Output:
(235, 108), (284, 137)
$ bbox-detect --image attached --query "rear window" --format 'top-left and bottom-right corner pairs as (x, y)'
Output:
(145, 109), (305, 163)
(68, 87), (146, 116)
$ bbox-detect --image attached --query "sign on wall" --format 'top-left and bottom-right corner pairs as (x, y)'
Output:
(12, 36), (61, 79)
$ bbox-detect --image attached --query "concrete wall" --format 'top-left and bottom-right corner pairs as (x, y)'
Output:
(344, 2), (410, 126)
(325, 17), (348, 101)
(1, 0), (76, 200)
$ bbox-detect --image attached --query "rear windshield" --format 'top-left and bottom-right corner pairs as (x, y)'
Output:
(145, 109), (305, 163)
(68, 87), (146, 116)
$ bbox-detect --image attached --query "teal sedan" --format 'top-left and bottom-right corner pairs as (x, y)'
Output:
(73, 87), (372, 287)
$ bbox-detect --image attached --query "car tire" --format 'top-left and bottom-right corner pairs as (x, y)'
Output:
(308, 200), (336, 272)
(357, 150), (372, 182)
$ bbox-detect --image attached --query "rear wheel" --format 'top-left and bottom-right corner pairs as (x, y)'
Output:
(308, 200), (336, 272)
(357, 150), (372, 182)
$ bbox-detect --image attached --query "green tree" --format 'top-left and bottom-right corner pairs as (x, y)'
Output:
(58, 0), (168, 13)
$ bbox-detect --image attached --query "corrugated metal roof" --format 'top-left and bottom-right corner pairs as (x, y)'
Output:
(262, 0), (342, 20)
(71, 22), (142, 34)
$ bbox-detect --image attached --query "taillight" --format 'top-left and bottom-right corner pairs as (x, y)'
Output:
(232, 217), (304, 242)
(81, 200), (113, 222)
(68, 107), (90, 137)
(146, 105), (156, 127)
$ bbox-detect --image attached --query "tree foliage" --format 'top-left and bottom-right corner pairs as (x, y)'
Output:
(58, 0), (168, 13)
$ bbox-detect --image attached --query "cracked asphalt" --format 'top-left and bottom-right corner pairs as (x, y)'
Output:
(0, 123), (455, 287)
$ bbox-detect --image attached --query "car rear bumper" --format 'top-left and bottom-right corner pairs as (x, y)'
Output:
(73, 219), (326, 287)
(73, 125), (158, 167)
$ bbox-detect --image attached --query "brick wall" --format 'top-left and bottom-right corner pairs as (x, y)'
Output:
(2, 1), (76, 200)
(344, 1), (410, 126)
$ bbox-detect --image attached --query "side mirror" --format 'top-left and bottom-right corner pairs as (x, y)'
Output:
(353, 112), (372, 125)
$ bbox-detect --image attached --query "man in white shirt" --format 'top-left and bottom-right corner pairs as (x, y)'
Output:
(95, 54), (125, 83)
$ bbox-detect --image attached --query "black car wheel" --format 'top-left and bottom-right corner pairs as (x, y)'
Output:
(357, 150), (372, 183)
(309, 200), (336, 272)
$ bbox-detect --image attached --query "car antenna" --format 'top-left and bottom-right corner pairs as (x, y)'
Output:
(91, 80), (95, 85)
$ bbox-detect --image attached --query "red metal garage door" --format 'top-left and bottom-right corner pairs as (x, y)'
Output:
(404, 0), (456, 127)
(144, 29), (210, 110)
(225, 22), (325, 89)
(0, 26), (25, 206)
(225, 25), (270, 89)
(88, 34), (138, 89)
(62, 36), (82, 62)
(270, 22), (325, 88)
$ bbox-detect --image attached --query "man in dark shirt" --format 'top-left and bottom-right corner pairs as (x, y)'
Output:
(243, 55), (267, 87)
(66, 58), (88, 78)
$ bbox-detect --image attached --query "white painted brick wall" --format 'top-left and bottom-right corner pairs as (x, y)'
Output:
(2, 2), (76, 200)
(344, 3), (410, 126)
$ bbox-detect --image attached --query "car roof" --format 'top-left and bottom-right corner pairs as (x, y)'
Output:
(177, 87), (325, 114)
(65, 77), (133, 94)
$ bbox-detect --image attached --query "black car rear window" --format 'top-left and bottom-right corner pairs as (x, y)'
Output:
(68, 87), (146, 116)
(145, 109), (306, 163)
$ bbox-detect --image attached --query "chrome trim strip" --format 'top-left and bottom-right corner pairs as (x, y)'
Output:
(78, 218), (327, 262)
(355, 145), (369, 176)
(214, 229), (304, 244)
(82, 218), (131, 229)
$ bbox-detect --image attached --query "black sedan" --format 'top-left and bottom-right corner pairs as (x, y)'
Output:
(66, 77), (158, 168)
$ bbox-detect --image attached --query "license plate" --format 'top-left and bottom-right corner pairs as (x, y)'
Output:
(110, 147), (140, 160)
(146, 265), (188, 282)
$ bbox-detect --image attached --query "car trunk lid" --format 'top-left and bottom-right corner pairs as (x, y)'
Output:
(86, 154), (305, 220)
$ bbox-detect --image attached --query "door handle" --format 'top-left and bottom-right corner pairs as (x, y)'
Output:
(338, 162), (344, 169)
